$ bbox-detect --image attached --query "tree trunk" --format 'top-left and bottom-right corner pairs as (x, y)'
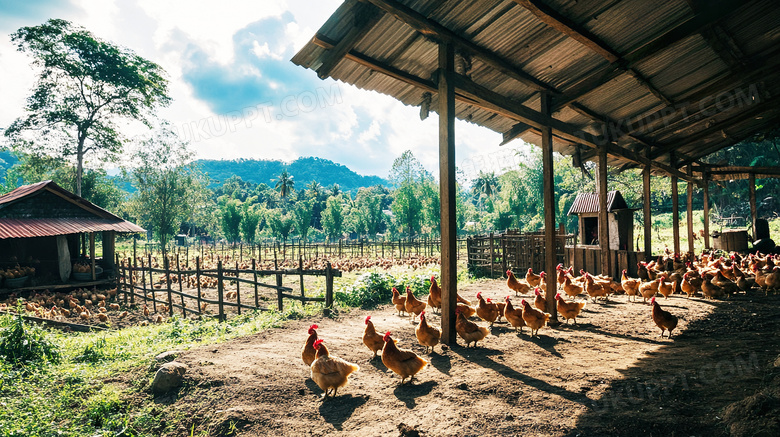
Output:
(76, 135), (86, 197)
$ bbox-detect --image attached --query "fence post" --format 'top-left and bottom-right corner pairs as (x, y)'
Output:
(217, 260), (225, 321)
(234, 261), (242, 315)
(140, 257), (147, 308)
(177, 253), (186, 318)
(116, 254), (124, 303)
(274, 257), (283, 311)
(196, 256), (202, 315)
(148, 253), (156, 313)
(164, 257), (173, 317)
(501, 235), (507, 277)
(325, 261), (334, 309)
(252, 258), (260, 308)
(128, 256), (135, 305)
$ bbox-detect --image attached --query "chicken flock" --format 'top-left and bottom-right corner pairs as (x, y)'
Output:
(302, 250), (780, 398)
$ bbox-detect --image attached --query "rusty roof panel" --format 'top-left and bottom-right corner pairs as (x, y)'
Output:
(568, 191), (629, 215)
(0, 218), (144, 239)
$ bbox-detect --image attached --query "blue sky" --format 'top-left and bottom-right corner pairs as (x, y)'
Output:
(0, 0), (529, 180)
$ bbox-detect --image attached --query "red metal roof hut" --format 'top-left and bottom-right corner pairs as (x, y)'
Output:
(0, 180), (144, 290)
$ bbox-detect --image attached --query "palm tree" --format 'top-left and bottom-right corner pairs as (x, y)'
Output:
(307, 180), (323, 199)
(329, 183), (341, 197)
(274, 170), (294, 198)
(472, 171), (498, 200)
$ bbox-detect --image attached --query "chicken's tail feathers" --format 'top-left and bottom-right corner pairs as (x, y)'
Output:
(578, 301), (587, 310)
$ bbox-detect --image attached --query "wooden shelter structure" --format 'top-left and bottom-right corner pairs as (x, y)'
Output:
(0, 181), (144, 288)
(293, 0), (780, 342)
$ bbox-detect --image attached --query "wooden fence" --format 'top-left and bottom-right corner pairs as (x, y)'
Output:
(467, 229), (574, 278)
(135, 237), (468, 265)
(115, 253), (342, 321)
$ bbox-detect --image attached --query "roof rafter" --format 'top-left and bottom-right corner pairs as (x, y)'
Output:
(363, 0), (559, 94)
(315, 1), (384, 79)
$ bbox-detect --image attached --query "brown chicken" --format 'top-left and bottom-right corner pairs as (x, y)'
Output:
(520, 299), (550, 337)
(556, 264), (570, 290)
(680, 272), (698, 298)
(415, 311), (441, 354)
(405, 286), (427, 319)
(526, 268), (542, 288)
(701, 274), (726, 299)
(456, 293), (472, 306)
(427, 276), (442, 312)
(639, 278), (660, 303)
(476, 292), (500, 326)
(533, 287), (547, 311)
(658, 276), (674, 299)
(456, 302), (477, 318)
(310, 339), (360, 398)
(712, 271), (739, 295)
(503, 296), (525, 333)
(506, 270), (530, 296)
(650, 297), (678, 338)
(455, 307), (490, 347)
(563, 275), (583, 300)
(555, 293), (586, 324)
(302, 324), (319, 366)
(584, 273), (609, 302)
(382, 332), (428, 384)
(391, 287), (407, 316)
(764, 266), (780, 293)
(621, 270), (641, 302)
(362, 316), (385, 358)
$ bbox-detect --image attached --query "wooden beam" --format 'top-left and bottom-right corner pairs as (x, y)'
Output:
(703, 170), (710, 249)
(677, 113), (780, 167)
(511, 0), (620, 63)
(501, 122), (534, 146)
(749, 172), (757, 241)
(597, 145), (610, 276)
(364, 0), (558, 93)
(650, 95), (780, 160)
(700, 25), (748, 73)
(316, 2), (384, 79)
(89, 232), (96, 281)
(687, 165), (694, 254)
(541, 92), (557, 322)
(643, 148), (652, 259)
(671, 154), (681, 255)
(438, 42), (458, 345)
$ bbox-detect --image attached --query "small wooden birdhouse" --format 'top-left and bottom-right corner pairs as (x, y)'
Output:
(568, 190), (634, 251)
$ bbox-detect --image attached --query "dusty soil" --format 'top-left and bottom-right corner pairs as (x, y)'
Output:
(134, 281), (779, 437)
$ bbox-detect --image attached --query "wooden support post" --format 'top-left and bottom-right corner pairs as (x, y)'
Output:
(438, 42), (458, 344)
(325, 261), (334, 309)
(175, 255), (184, 317)
(128, 256), (135, 305)
(749, 172), (757, 240)
(235, 261), (241, 316)
(299, 256), (305, 305)
(541, 92), (558, 320)
(116, 254), (123, 303)
(488, 232), (495, 277)
(643, 150), (652, 260)
(252, 259), (259, 308)
(217, 260), (225, 321)
(140, 258), (147, 307)
(687, 165), (694, 255)
(89, 232), (96, 281)
(703, 171), (710, 249)
(672, 175), (680, 254)
(597, 147), (610, 278)
(196, 256), (202, 314)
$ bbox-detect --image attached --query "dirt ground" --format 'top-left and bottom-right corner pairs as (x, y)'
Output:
(136, 280), (780, 437)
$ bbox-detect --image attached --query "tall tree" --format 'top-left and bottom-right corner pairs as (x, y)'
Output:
(4, 19), (171, 196)
(220, 200), (242, 244)
(240, 203), (261, 244)
(292, 199), (314, 242)
(274, 169), (294, 199)
(267, 209), (294, 244)
(127, 126), (203, 255)
(321, 195), (345, 242)
(389, 150), (430, 238)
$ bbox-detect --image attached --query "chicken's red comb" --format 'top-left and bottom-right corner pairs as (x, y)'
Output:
(430, 275), (435, 281)
(651, 297), (656, 304)
(487, 298), (492, 303)
(308, 324), (318, 334)
(392, 287), (398, 292)
(313, 339), (324, 349)
(528, 268), (533, 272)
(383, 331), (392, 342)
(420, 311), (425, 318)
(364, 316), (371, 324)
(506, 269), (511, 275)
(520, 299), (527, 305)
(476, 292), (482, 299)
(535, 288), (541, 295)
(505, 295), (510, 301)
(555, 292), (562, 299)
(556, 263), (563, 270)
(540, 271), (546, 277)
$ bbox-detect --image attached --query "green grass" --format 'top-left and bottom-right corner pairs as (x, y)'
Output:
(0, 302), (324, 436)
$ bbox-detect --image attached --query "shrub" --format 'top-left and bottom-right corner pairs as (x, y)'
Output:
(0, 309), (61, 368)
(335, 271), (436, 308)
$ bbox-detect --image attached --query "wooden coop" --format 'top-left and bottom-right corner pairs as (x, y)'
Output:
(566, 191), (643, 278)
(0, 180), (144, 292)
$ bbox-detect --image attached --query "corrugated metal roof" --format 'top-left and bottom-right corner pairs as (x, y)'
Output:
(0, 180), (144, 238)
(0, 218), (144, 239)
(292, 0), (780, 176)
(568, 190), (630, 215)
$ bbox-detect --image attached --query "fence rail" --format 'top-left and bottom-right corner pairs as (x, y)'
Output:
(115, 253), (341, 321)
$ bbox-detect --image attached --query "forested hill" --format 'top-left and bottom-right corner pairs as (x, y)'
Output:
(196, 157), (388, 192)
